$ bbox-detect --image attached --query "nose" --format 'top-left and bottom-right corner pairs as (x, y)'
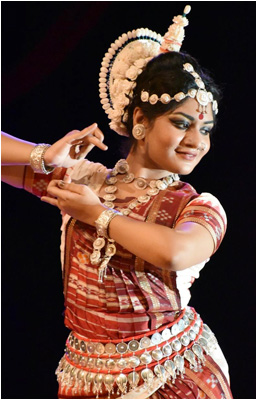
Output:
(181, 127), (205, 150)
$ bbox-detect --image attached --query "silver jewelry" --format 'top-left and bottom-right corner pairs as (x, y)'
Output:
(103, 159), (179, 215)
(93, 209), (122, 282)
(29, 144), (55, 175)
(140, 64), (218, 117)
(99, 6), (191, 136)
(91, 159), (179, 282)
(198, 143), (207, 151)
(57, 308), (211, 397)
(94, 209), (122, 239)
(132, 124), (145, 140)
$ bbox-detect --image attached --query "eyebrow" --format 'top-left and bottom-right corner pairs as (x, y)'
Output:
(172, 112), (214, 125)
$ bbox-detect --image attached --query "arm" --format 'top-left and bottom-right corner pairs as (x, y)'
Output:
(1, 132), (36, 165)
(43, 181), (219, 272)
(1, 165), (26, 188)
(109, 216), (213, 271)
(1, 132), (35, 188)
(1, 124), (107, 188)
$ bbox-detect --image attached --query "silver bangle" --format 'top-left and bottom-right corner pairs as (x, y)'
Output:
(29, 144), (55, 175)
(95, 209), (122, 239)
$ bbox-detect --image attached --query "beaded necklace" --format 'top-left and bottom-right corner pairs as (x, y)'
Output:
(91, 159), (179, 282)
(102, 159), (179, 215)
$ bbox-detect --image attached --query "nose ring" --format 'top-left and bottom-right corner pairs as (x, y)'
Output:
(198, 143), (207, 151)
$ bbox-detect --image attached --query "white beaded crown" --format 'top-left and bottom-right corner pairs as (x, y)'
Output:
(99, 28), (162, 136)
(99, 5), (217, 136)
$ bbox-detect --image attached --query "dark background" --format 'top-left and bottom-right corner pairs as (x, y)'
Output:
(1, 2), (256, 399)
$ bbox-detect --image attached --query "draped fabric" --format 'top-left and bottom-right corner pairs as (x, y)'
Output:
(24, 161), (232, 399)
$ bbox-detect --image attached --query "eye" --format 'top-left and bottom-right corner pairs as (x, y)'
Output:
(170, 119), (190, 130)
(200, 127), (213, 136)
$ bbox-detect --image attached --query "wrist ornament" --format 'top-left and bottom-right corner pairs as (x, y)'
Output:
(94, 208), (122, 239)
(30, 144), (55, 175)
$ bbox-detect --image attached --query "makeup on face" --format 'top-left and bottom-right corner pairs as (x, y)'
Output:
(169, 112), (214, 136)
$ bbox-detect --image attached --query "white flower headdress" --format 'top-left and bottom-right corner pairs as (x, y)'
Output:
(99, 28), (162, 136)
(99, 5), (217, 136)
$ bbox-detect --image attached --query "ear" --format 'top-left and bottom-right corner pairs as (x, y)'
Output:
(133, 107), (148, 127)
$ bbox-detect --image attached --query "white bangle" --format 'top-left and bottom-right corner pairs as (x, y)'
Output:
(30, 144), (55, 175)
(95, 209), (122, 239)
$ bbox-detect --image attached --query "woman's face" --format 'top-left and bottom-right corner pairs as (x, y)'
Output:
(138, 98), (214, 175)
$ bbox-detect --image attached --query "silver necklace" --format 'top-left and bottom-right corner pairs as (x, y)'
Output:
(90, 159), (179, 282)
(102, 159), (179, 215)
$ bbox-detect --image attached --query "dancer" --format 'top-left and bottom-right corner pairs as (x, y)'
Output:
(2, 5), (232, 399)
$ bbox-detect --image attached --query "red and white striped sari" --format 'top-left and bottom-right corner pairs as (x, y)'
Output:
(24, 160), (232, 399)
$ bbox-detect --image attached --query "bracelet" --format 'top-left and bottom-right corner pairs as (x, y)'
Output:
(29, 144), (55, 175)
(94, 209), (122, 239)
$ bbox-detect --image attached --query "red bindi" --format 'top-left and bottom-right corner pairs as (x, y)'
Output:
(199, 113), (204, 120)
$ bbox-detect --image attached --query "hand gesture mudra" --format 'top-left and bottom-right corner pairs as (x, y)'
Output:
(41, 180), (104, 225)
(44, 123), (107, 168)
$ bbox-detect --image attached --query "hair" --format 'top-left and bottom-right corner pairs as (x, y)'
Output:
(122, 51), (222, 148)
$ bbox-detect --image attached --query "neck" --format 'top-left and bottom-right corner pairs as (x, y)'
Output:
(126, 150), (171, 180)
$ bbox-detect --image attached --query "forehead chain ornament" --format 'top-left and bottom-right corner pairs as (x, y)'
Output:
(99, 5), (218, 135)
(141, 62), (218, 120)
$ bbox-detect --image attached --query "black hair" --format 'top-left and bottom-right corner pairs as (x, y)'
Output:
(122, 51), (221, 147)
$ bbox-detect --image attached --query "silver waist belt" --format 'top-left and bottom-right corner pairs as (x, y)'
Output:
(56, 307), (218, 398)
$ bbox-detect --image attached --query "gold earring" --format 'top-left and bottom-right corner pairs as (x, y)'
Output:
(132, 124), (145, 140)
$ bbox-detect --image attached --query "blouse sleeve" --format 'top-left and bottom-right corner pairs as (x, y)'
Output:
(175, 192), (227, 254)
(24, 166), (66, 197)
(23, 159), (108, 198)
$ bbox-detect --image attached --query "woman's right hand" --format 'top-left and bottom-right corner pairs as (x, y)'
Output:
(43, 123), (108, 168)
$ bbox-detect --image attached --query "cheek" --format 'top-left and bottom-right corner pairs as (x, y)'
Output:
(200, 138), (211, 158)
(156, 132), (183, 150)
(205, 137), (211, 152)
(146, 123), (184, 153)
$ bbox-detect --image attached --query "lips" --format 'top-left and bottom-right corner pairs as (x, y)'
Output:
(175, 150), (198, 160)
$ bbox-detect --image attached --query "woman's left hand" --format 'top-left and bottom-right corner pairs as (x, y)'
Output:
(41, 180), (105, 225)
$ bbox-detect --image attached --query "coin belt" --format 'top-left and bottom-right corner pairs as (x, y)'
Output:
(56, 307), (218, 398)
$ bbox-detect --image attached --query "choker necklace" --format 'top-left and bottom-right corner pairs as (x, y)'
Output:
(102, 159), (179, 215)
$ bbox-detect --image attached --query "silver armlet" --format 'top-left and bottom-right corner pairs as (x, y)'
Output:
(95, 209), (122, 239)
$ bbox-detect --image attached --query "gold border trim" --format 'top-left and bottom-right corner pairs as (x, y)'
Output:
(63, 218), (76, 297)
(179, 205), (225, 232)
(176, 216), (218, 251)
(184, 367), (218, 399)
(205, 359), (232, 399)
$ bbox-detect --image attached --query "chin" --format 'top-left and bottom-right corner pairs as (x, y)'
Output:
(176, 166), (195, 176)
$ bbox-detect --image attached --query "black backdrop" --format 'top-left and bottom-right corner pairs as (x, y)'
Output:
(1, 2), (256, 399)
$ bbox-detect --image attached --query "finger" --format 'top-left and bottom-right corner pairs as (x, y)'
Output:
(69, 138), (104, 161)
(92, 127), (105, 143)
(73, 139), (107, 161)
(93, 128), (108, 150)
(63, 173), (72, 183)
(47, 185), (68, 199)
(57, 180), (88, 195)
(71, 126), (107, 151)
(47, 179), (61, 190)
(47, 180), (69, 198)
(58, 180), (66, 189)
(41, 196), (59, 207)
(82, 134), (108, 151)
(67, 123), (98, 144)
